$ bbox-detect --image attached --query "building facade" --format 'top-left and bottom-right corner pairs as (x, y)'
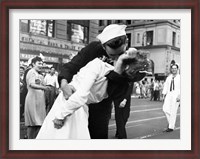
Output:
(98, 20), (180, 80)
(20, 19), (180, 80)
(19, 20), (99, 70)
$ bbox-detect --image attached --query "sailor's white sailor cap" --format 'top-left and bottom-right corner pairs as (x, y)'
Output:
(97, 24), (127, 44)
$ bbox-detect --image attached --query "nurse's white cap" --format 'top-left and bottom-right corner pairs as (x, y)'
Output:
(97, 24), (127, 44)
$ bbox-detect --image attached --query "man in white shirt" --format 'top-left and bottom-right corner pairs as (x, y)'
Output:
(44, 67), (59, 113)
(44, 67), (59, 88)
(162, 63), (180, 132)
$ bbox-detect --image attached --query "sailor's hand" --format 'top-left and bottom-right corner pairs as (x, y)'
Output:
(60, 79), (76, 100)
(119, 99), (127, 108)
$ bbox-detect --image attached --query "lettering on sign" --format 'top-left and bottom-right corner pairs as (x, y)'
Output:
(20, 53), (58, 62)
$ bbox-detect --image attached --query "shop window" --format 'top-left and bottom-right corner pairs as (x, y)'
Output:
(67, 22), (89, 44)
(29, 20), (55, 37)
(146, 31), (153, 46)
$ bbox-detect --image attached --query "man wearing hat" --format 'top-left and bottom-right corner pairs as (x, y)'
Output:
(58, 24), (143, 139)
(162, 62), (180, 132)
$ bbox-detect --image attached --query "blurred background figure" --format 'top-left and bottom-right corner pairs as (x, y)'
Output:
(20, 66), (26, 121)
(44, 66), (59, 114)
(158, 80), (164, 101)
(22, 59), (34, 112)
(149, 78), (154, 101)
(153, 80), (159, 101)
(141, 80), (147, 99)
(135, 82), (141, 98)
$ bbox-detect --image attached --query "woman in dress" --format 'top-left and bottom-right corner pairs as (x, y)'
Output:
(24, 56), (49, 139)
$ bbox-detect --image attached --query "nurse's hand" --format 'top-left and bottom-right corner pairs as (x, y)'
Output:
(60, 79), (76, 100)
(114, 48), (137, 74)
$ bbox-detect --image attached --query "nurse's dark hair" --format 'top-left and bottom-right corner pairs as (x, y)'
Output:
(31, 56), (43, 64)
(122, 50), (151, 81)
(103, 35), (127, 49)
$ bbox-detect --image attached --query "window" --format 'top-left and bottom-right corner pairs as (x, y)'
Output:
(21, 20), (28, 23)
(47, 20), (54, 37)
(146, 20), (154, 22)
(146, 31), (153, 46)
(177, 35), (180, 45)
(29, 20), (54, 37)
(67, 22), (72, 41)
(107, 20), (112, 25)
(115, 20), (122, 24)
(172, 32), (176, 46)
(137, 33), (140, 43)
(99, 20), (105, 26)
(127, 33), (131, 48)
(67, 21), (89, 44)
(20, 20), (29, 32)
(126, 20), (131, 25)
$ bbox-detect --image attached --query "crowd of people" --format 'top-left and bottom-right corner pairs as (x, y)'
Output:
(134, 78), (165, 101)
(20, 24), (180, 139)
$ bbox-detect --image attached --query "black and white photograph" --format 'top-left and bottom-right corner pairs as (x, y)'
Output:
(6, 9), (193, 153)
(19, 19), (181, 140)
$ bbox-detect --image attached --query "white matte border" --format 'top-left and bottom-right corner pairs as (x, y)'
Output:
(9, 9), (191, 150)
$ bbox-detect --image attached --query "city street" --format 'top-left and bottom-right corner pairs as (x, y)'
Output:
(108, 96), (180, 139)
(20, 96), (180, 139)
